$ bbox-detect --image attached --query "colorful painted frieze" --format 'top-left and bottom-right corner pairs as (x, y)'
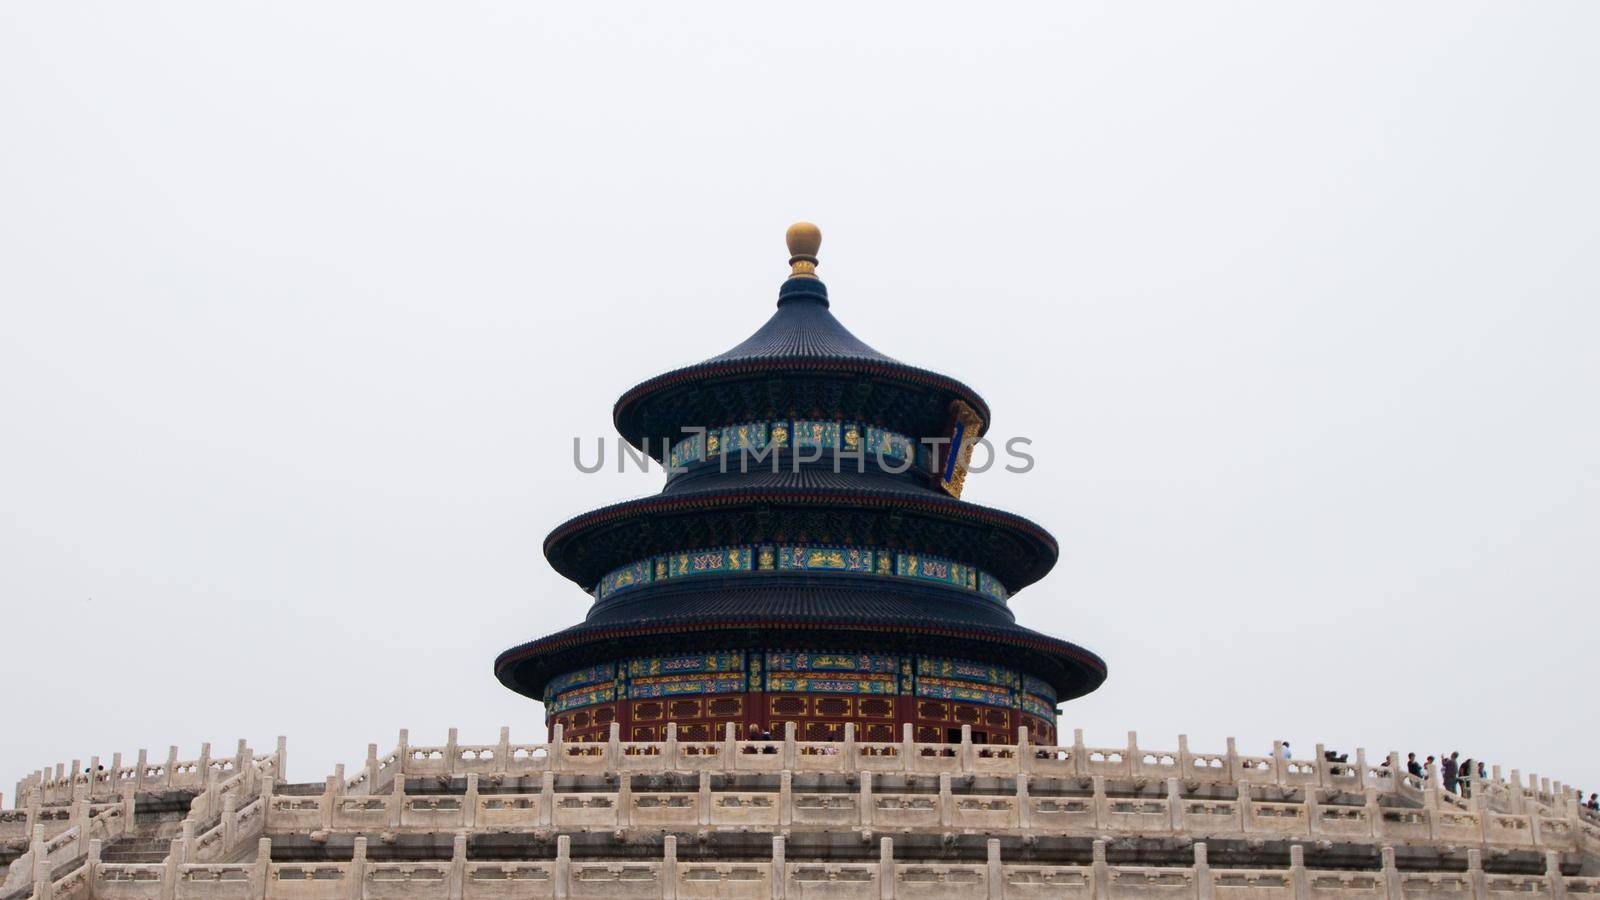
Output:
(793, 420), (839, 451)
(766, 651), (898, 673)
(550, 683), (615, 713)
(1022, 674), (1056, 705)
(1021, 692), (1056, 719)
(627, 652), (744, 678)
(668, 547), (753, 578)
(916, 656), (1015, 687)
(669, 431), (705, 469)
(598, 559), (652, 600)
(547, 662), (616, 695)
(718, 422), (768, 456)
(977, 572), (1007, 604)
(866, 426), (914, 464)
(777, 545), (876, 573)
(628, 674), (746, 698)
(896, 553), (972, 592)
(915, 675), (1014, 708)
(765, 673), (896, 695)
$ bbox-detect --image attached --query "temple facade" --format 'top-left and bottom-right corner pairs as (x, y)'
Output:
(494, 224), (1106, 747)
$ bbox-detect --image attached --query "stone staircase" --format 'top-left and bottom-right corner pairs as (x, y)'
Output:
(94, 791), (197, 866)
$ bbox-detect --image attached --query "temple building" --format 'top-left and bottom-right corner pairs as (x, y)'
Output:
(494, 223), (1106, 747)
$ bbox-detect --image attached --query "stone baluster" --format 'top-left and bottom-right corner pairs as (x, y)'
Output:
(986, 838), (1002, 899)
(68, 760), (81, 803)
(961, 725), (974, 770)
(1167, 777), (1184, 833)
(446, 728), (460, 775)
(164, 746), (179, 791)
(554, 834), (571, 900)
(1548, 851), (1567, 900)
(448, 831), (467, 900)
(365, 744), (380, 794)
(1019, 725), (1033, 775)
(772, 835), (786, 900)
(1290, 845), (1309, 900)
(539, 771), (555, 828)
(1177, 733), (1190, 779)
(902, 723), (915, 770)
(606, 722), (621, 769)
(1128, 731), (1140, 776)
(1305, 786), (1320, 837)
(779, 771), (792, 827)
(221, 793), (238, 853)
(662, 834), (678, 900)
(1195, 842), (1213, 900)
(86, 838), (102, 887)
(879, 837), (895, 900)
(860, 771), (874, 828)
(1091, 840), (1110, 900)
(843, 723), (857, 773)
(552, 724), (565, 772)
(321, 776), (337, 830)
(723, 722), (737, 770)
(783, 722), (797, 770)
(33, 853), (53, 900)
(275, 736), (288, 785)
(616, 773), (631, 828)
(1017, 774), (1032, 830)
(698, 771), (712, 826)
(665, 723), (679, 770)
(1314, 744), (1328, 787)
(388, 767), (404, 828)
(1365, 788), (1382, 841)
(497, 726), (511, 769)
(465, 774), (480, 828)
(87, 756), (101, 799)
(1091, 775), (1107, 829)
(1226, 738), (1240, 784)
(396, 729), (410, 779)
(1272, 740), (1286, 785)
(938, 773), (953, 827)
(1467, 849), (1486, 900)
(1381, 846), (1401, 900)
(1237, 782), (1254, 832)
(348, 836), (366, 900)
(197, 743), (212, 786)
(1355, 748), (1369, 791)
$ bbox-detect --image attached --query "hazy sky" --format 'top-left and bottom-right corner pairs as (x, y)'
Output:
(2, 3), (1596, 796)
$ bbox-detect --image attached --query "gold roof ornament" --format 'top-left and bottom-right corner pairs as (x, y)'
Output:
(785, 222), (822, 279)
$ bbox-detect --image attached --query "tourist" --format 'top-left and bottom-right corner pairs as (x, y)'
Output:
(1278, 741), (1292, 760)
(1407, 753), (1423, 779)
(1442, 752), (1460, 795)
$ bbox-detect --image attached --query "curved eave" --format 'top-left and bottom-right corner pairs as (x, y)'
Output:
(541, 487), (1060, 594)
(494, 618), (1107, 704)
(611, 356), (992, 458)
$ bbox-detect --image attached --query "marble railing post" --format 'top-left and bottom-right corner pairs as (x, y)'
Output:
(1128, 731), (1140, 773)
(986, 838), (1002, 899)
(779, 771), (792, 827)
(1305, 786), (1320, 837)
(1356, 749), (1369, 791)
(68, 760), (81, 804)
(902, 724), (915, 764)
(1272, 741), (1286, 784)
(1290, 845), (1309, 900)
(1226, 738), (1239, 784)
(539, 772), (555, 828)
(464, 774), (480, 828)
(1091, 840), (1109, 900)
(446, 728), (460, 775)
(275, 736), (288, 785)
(33, 854), (53, 900)
(783, 722), (797, 770)
(843, 723), (857, 773)
(164, 747), (179, 791)
(1168, 777), (1184, 833)
(162, 838), (181, 900)
(1547, 851), (1567, 900)
(497, 727), (511, 767)
(697, 772), (712, 827)
(1074, 730), (1088, 777)
(1091, 776), (1106, 829)
(396, 729), (409, 779)
(1381, 847), (1402, 900)
(1365, 789), (1382, 841)
(860, 772), (874, 828)
(879, 837), (895, 900)
(198, 743), (212, 785)
(665, 723), (679, 770)
(388, 767), (404, 828)
(86, 838), (102, 888)
(607, 723), (621, 769)
(771, 835), (786, 900)
(251, 838), (272, 900)
(554, 834), (571, 900)
(364, 744), (379, 794)
(348, 836), (367, 900)
(448, 831), (467, 900)
(1018, 774), (1032, 830)
(1467, 849), (1486, 900)
(662, 834), (678, 900)
(616, 772), (631, 828)
(1237, 782), (1254, 831)
(1195, 842), (1213, 900)
(221, 792), (238, 851)
(1019, 725), (1031, 763)
(961, 725), (974, 770)
(1177, 734), (1190, 777)
(1314, 745), (1328, 787)
(938, 774), (953, 827)
(551, 724), (565, 770)
(723, 723), (737, 770)
(321, 777), (338, 830)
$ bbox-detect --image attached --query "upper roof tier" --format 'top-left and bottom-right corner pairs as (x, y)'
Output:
(612, 224), (991, 460)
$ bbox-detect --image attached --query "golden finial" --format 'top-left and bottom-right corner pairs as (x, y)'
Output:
(785, 222), (822, 279)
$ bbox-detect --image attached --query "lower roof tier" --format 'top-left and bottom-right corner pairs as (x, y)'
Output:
(493, 579), (1106, 705)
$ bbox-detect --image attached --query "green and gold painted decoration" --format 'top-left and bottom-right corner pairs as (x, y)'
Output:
(668, 420), (926, 471)
(594, 544), (1008, 605)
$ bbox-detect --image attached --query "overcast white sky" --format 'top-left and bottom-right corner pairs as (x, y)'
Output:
(2, 2), (1596, 797)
